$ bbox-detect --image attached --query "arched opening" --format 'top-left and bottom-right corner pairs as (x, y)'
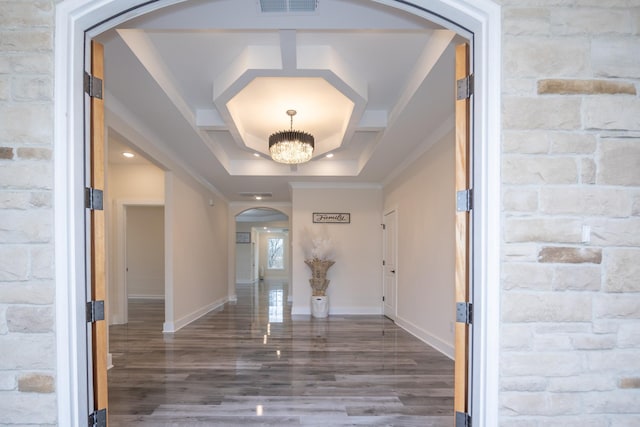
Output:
(54, 1), (501, 425)
(235, 207), (290, 286)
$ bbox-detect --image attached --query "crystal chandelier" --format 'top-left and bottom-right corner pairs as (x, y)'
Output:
(268, 110), (314, 164)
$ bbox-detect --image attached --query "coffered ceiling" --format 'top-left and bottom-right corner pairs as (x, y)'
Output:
(99, 0), (459, 202)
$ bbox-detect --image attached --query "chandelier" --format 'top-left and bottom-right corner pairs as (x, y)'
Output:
(268, 110), (314, 164)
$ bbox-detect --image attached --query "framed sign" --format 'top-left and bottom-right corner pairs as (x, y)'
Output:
(313, 212), (350, 224)
(236, 232), (251, 243)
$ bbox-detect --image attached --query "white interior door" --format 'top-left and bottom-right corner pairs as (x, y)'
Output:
(383, 210), (397, 319)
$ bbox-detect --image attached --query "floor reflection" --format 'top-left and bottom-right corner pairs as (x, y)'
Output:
(108, 280), (454, 426)
(268, 287), (284, 323)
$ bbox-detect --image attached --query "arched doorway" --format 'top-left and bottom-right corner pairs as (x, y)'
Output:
(53, 1), (501, 425)
(235, 208), (290, 285)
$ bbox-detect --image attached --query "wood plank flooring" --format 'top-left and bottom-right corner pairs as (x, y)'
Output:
(108, 281), (454, 426)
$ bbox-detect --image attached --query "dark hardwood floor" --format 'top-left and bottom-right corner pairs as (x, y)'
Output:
(108, 281), (454, 426)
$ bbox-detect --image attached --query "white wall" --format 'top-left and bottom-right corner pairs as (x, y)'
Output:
(164, 172), (228, 332)
(108, 163), (165, 200)
(106, 162), (165, 324)
(125, 206), (164, 299)
(383, 129), (456, 357)
(291, 185), (383, 315)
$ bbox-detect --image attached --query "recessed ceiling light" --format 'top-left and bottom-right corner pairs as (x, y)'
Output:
(253, 153), (261, 157)
(239, 192), (273, 199)
(122, 152), (135, 158)
(255, 196), (262, 200)
(326, 153), (334, 158)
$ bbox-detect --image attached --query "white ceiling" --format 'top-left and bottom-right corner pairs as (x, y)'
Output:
(99, 0), (460, 202)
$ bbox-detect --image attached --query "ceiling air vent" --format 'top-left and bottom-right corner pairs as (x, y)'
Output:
(259, 0), (318, 13)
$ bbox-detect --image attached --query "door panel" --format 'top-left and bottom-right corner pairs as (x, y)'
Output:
(383, 210), (397, 319)
(125, 206), (165, 299)
(454, 42), (471, 420)
(88, 39), (109, 420)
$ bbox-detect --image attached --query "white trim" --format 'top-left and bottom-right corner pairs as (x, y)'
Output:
(382, 207), (399, 321)
(288, 182), (383, 190)
(395, 315), (455, 360)
(329, 306), (383, 315)
(54, 2), (92, 424)
(164, 172), (175, 335)
(229, 201), (293, 209)
(291, 306), (383, 316)
(54, 1), (501, 425)
(290, 306), (308, 316)
(127, 294), (165, 300)
(162, 297), (227, 333)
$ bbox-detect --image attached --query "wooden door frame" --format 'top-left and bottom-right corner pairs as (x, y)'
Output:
(53, 1), (501, 425)
(454, 42), (472, 421)
(87, 39), (108, 423)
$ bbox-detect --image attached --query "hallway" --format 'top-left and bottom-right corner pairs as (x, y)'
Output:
(108, 281), (454, 426)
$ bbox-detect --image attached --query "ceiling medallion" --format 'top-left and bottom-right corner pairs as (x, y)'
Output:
(268, 109), (314, 165)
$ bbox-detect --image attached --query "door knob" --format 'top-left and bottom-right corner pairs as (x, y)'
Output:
(391, 269), (396, 273)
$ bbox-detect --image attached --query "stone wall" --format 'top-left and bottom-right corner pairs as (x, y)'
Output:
(0, 0), (57, 425)
(0, 0), (639, 425)
(499, 1), (640, 425)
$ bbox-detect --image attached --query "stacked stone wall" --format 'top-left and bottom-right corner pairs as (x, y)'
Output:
(0, 0), (57, 425)
(499, 1), (640, 425)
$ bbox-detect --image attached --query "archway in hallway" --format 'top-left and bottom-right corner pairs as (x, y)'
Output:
(234, 207), (291, 286)
(54, 1), (501, 425)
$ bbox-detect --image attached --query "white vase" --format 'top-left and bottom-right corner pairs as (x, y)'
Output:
(311, 295), (329, 318)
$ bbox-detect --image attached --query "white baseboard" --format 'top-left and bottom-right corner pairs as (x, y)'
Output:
(291, 304), (382, 316)
(291, 306), (310, 316)
(291, 303), (453, 359)
(163, 296), (227, 333)
(395, 315), (454, 359)
(329, 306), (383, 315)
(128, 294), (165, 300)
(110, 314), (125, 325)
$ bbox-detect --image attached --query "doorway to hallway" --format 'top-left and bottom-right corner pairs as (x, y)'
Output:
(54, 1), (501, 425)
